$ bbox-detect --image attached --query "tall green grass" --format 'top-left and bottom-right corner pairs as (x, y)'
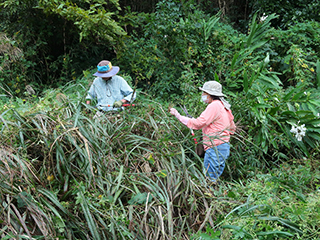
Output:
(1, 85), (319, 239)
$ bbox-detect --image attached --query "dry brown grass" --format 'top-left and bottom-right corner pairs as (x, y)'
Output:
(0, 33), (22, 70)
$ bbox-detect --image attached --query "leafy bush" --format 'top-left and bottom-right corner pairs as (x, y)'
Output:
(1, 2), (320, 239)
(218, 159), (320, 239)
(117, 0), (240, 99)
(0, 0), (133, 93)
(262, 21), (320, 88)
(209, 14), (320, 178)
(1, 80), (320, 239)
(251, 0), (320, 29)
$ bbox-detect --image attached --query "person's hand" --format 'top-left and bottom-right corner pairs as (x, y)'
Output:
(170, 108), (180, 117)
(113, 100), (123, 108)
(170, 108), (190, 125)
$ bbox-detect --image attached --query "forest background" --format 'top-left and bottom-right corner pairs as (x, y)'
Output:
(1, 0), (320, 239)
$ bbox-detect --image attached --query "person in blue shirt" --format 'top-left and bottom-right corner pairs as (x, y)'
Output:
(86, 60), (136, 112)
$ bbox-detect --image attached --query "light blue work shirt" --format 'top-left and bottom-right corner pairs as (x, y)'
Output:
(86, 75), (136, 111)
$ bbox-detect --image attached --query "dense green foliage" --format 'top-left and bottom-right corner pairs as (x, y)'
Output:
(0, 0), (129, 93)
(117, 3), (320, 164)
(1, 0), (318, 93)
(0, 77), (319, 239)
(1, 0), (320, 239)
(252, 0), (320, 29)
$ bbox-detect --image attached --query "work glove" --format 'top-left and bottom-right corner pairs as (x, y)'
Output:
(170, 108), (180, 117)
(170, 108), (190, 126)
(113, 100), (123, 108)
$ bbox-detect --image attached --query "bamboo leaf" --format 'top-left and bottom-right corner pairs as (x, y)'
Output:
(231, 52), (239, 71)
(249, 40), (268, 52)
(78, 190), (101, 240)
(283, 88), (297, 101)
(214, 72), (219, 82)
(247, 15), (258, 46)
(38, 189), (69, 215)
(40, 197), (66, 228)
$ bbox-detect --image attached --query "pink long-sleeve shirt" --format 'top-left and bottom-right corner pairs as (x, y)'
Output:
(187, 100), (236, 150)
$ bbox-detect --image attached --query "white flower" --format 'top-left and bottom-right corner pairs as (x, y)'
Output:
(260, 13), (268, 22)
(290, 125), (297, 133)
(290, 124), (306, 141)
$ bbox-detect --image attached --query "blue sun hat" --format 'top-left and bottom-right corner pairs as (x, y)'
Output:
(93, 60), (120, 78)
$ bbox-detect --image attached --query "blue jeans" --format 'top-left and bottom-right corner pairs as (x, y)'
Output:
(203, 143), (230, 181)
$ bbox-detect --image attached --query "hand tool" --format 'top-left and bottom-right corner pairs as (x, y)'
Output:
(179, 104), (198, 145)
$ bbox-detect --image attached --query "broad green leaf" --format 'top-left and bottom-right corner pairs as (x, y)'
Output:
(283, 88), (297, 101)
(286, 104), (296, 113)
(146, 154), (155, 164)
(305, 118), (320, 125)
(292, 92), (305, 101)
(253, 103), (272, 109)
(267, 106), (280, 116)
(296, 110), (313, 117)
(156, 169), (168, 178)
(307, 132), (320, 141)
(128, 192), (153, 205)
(258, 74), (281, 89)
(309, 99), (320, 107)
(250, 40), (268, 52)
(306, 102), (318, 114)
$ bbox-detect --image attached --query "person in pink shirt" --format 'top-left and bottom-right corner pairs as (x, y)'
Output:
(170, 81), (236, 182)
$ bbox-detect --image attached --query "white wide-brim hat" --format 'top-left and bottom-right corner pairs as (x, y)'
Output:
(199, 81), (225, 97)
(93, 60), (120, 78)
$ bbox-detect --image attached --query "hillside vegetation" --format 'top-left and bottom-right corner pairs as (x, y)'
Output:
(1, 0), (320, 239)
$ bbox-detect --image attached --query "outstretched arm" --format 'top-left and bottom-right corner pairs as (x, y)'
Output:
(170, 108), (190, 126)
(120, 78), (136, 103)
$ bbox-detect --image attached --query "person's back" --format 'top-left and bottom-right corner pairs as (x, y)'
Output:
(188, 100), (235, 150)
(170, 81), (235, 182)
